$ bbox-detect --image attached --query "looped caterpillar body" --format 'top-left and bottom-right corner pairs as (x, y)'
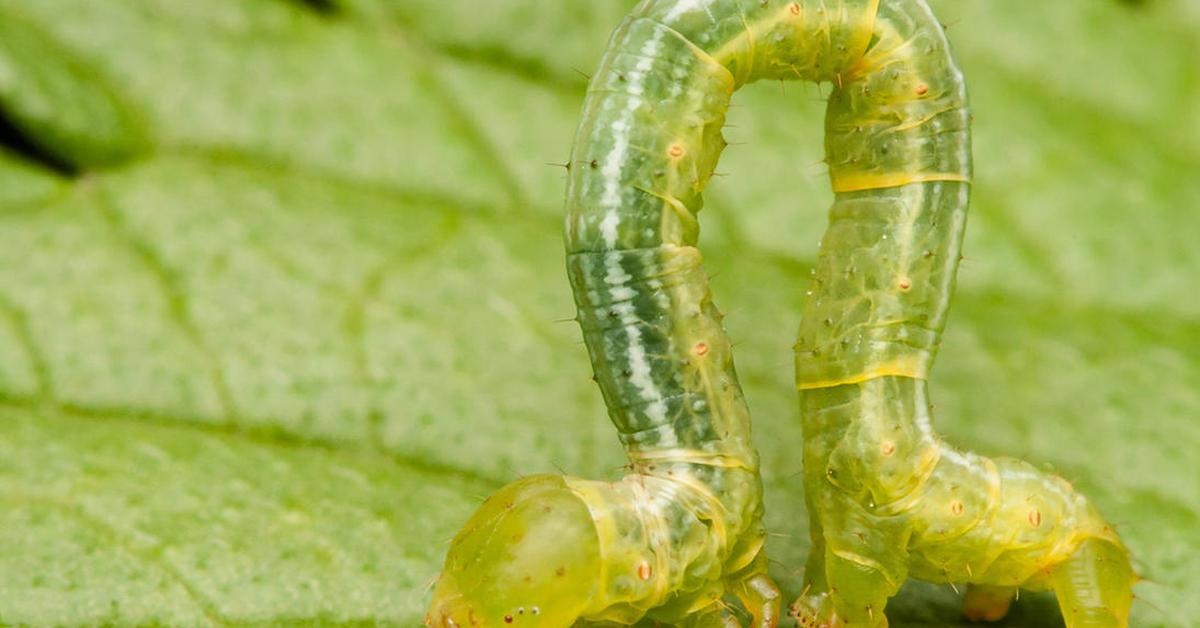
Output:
(426, 0), (1134, 626)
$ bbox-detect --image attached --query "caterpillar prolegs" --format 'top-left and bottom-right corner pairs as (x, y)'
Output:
(426, 0), (1136, 626)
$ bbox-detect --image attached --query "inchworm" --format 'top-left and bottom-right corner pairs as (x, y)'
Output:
(426, 1), (1135, 626)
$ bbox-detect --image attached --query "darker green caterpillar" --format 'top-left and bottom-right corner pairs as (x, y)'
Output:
(426, 1), (1136, 626)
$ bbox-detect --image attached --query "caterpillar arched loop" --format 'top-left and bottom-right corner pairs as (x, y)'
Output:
(427, 1), (1134, 626)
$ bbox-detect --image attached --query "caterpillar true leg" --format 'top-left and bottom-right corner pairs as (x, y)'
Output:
(730, 554), (786, 628)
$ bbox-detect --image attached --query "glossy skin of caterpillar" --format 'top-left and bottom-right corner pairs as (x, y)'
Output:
(426, 0), (802, 624)
(780, 1), (1138, 627)
(425, 0), (1135, 626)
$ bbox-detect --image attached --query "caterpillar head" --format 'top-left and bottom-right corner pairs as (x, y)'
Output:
(426, 474), (601, 627)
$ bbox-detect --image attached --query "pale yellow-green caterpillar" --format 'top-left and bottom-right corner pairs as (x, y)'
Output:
(782, 1), (1137, 626)
(426, 1), (1136, 626)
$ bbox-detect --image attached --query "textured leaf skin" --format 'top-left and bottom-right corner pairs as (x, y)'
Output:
(0, 10), (147, 168)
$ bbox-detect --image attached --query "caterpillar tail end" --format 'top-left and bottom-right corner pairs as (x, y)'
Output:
(1047, 537), (1137, 628)
(426, 475), (601, 627)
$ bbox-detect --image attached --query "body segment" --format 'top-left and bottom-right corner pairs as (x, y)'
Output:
(427, 1), (1134, 625)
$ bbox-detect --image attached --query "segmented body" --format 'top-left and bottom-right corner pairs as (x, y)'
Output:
(782, 1), (1138, 626)
(428, 1), (1134, 626)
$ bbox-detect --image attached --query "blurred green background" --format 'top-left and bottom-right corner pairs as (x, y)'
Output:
(0, 0), (1196, 626)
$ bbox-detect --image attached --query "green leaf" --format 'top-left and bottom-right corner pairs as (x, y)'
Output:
(0, 10), (147, 169)
(0, 1), (1195, 626)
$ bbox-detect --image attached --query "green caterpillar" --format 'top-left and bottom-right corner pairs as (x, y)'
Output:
(780, 1), (1137, 626)
(425, 0), (787, 623)
(426, 1), (1136, 626)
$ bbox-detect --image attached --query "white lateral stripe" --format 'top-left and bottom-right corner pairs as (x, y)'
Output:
(604, 253), (670, 426)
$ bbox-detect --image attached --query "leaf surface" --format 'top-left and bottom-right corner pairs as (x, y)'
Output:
(0, 1), (1195, 626)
